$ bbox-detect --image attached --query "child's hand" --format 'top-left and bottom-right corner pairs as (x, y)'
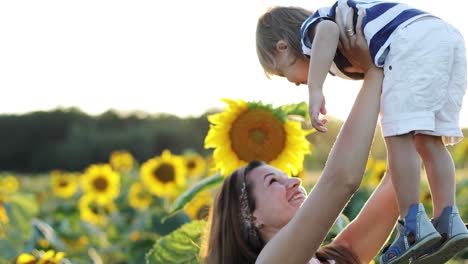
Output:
(309, 89), (328, 132)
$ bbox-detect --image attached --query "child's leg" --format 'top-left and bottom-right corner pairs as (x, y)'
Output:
(378, 16), (467, 263)
(385, 133), (420, 217)
(411, 134), (468, 264)
(414, 134), (455, 217)
(380, 133), (441, 264)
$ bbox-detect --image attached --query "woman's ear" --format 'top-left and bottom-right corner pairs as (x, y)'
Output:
(276, 40), (288, 53)
(252, 213), (265, 229)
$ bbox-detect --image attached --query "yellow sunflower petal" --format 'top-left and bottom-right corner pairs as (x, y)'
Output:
(109, 150), (135, 173)
(0, 175), (19, 193)
(16, 253), (36, 264)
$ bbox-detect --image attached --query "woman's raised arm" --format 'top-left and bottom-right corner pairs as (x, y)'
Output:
(332, 172), (399, 263)
(256, 10), (384, 264)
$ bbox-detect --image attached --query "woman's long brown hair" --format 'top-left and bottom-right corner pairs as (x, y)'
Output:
(201, 160), (361, 264)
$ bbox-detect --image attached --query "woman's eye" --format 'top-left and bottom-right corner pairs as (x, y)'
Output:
(269, 178), (277, 185)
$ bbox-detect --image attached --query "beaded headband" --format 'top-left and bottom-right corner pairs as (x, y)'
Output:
(239, 167), (260, 244)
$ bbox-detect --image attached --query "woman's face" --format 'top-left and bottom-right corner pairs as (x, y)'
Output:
(248, 164), (307, 233)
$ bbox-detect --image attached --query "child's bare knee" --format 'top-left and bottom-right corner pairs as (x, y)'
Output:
(414, 134), (443, 158)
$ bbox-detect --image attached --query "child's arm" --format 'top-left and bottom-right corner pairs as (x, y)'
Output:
(307, 19), (340, 133)
(331, 172), (399, 263)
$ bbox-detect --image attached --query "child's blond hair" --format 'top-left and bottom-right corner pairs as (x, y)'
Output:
(256, 6), (313, 77)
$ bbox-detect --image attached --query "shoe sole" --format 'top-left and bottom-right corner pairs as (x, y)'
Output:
(385, 232), (441, 264)
(411, 233), (468, 264)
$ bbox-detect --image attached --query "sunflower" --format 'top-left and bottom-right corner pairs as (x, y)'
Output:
(0, 175), (19, 194)
(62, 235), (88, 252)
(365, 156), (375, 172)
(130, 231), (141, 241)
(204, 99), (312, 176)
(140, 149), (186, 198)
(184, 191), (213, 220)
(0, 194), (8, 224)
(16, 250), (65, 264)
(37, 238), (49, 250)
(364, 159), (387, 188)
(109, 150), (135, 173)
(81, 164), (120, 204)
(204, 155), (218, 175)
(51, 171), (79, 199)
(420, 187), (432, 206)
(292, 170), (306, 182)
(183, 152), (207, 178)
(128, 182), (152, 210)
(79, 194), (116, 226)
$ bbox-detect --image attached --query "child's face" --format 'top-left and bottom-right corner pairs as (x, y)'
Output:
(274, 53), (309, 86)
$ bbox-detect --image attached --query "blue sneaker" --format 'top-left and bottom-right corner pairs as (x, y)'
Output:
(412, 206), (468, 264)
(380, 203), (441, 264)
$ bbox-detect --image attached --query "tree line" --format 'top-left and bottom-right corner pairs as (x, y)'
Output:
(0, 108), (212, 173)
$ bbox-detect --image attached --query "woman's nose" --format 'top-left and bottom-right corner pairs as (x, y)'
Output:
(287, 176), (301, 188)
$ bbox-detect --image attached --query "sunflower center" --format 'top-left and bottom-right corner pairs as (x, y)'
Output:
(196, 204), (210, 220)
(377, 171), (385, 181)
(59, 180), (69, 188)
(90, 203), (100, 215)
(187, 160), (196, 170)
(137, 192), (149, 201)
(154, 163), (175, 183)
(250, 129), (266, 143)
(92, 177), (108, 191)
(230, 108), (286, 162)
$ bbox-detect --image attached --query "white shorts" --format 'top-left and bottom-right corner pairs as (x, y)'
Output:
(381, 17), (467, 145)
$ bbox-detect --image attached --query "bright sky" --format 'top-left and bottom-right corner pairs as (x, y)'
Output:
(1, 0), (467, 127)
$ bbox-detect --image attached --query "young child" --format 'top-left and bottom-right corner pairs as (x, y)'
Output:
(256, 1), (468, 264)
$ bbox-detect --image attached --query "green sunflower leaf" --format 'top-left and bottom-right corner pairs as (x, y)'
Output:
(24, 218), (66, 252)
(162, 174), (223, 223)
(278, 101), (310, 121)
(324, 213), (350, 243)
(146, 220), (207, 264)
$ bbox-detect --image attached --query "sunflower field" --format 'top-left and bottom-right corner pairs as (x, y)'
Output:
(1, 100), (467, 264)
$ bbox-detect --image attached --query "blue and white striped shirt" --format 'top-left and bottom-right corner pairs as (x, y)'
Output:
(301, 0), (433, 70)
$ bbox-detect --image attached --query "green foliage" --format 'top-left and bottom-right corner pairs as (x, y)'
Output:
(0, 239), (17, 261)
(324, 214), (350, 244)
(5, 194), (39, 242)
(25, 218), (66, 252)
(163, 174), (223, 223)
(343, 188), (373, 221)
(278, 101), (310, 122)
(146, 220), (207, 264)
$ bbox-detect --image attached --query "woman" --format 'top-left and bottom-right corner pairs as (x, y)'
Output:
(203, 10), (398, 264)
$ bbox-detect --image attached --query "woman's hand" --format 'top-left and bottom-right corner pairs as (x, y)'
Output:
(335, 7), (374, 73)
